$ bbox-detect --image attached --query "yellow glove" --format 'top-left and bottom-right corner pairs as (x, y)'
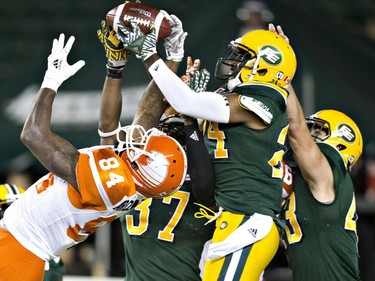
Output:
(97, 20), (130, 68)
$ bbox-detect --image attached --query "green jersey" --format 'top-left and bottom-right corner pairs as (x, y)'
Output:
(281, 143), (361, 281)
(204, 82), (289, 217)
(121, 178), (215, 281)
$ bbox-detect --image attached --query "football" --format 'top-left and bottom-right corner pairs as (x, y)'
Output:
(106, 2), (172, 41)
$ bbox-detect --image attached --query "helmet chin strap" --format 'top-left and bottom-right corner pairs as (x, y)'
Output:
(249, 47), (262, 81)
(227, 73), (241, 91)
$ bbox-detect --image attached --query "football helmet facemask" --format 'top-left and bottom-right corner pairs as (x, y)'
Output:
(215, 29), (297, 90)
(116, 125), (187, 198)
(0, 183), (25, 218)
(158, 114), (186, 148)
(305, 109), (363, 171)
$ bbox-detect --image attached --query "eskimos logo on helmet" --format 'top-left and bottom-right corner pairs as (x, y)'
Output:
(337, 124), (356, 143)
(259, 45), (282, 65)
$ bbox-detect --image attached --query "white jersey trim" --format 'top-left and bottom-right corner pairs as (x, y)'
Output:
(86, 150), (113, 209)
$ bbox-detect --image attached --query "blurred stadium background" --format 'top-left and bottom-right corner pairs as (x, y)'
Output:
(1, 0), (374, 280)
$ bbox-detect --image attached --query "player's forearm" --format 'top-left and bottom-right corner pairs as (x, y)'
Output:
(165, 59), (180, 73)
(148, 59), (230, 123)
(21, 88), (79, 187)
(132, 80), (166, 130)
(132, 60), (180, 129)
(286, 85), (311, 144)
(99, 77), (123, 145)
(21, 88), (55, 148)
(286, 85), (329, 184)
(185, 121), (215, 206)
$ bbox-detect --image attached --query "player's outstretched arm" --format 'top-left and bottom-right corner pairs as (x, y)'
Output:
(20, 34), (85, 190)
(185, 119), (215, 207)
(268, 23), (334, 202)
(132, 11), (185, 128)
(287, 85), (334, 202)
(181, 57), (215, 207)
(131, 60), (180, 130)
(118, 14), (230, 123)
(98, 19), (181, 135)
(97, 20), (130, 145)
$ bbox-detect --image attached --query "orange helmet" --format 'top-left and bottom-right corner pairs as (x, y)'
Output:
(116, 125), (187, 198)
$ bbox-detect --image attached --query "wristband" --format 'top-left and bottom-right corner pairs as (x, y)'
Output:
(106, 65), (124, 79)
(98, 122), (121, 138)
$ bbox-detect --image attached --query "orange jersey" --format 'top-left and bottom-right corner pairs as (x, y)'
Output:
(3, 146), (142, 261)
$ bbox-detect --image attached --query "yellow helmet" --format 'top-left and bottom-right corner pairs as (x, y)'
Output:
(305, 110), (363, 171)
(0, 183), (25, 218)
(215, 29), (297, 90)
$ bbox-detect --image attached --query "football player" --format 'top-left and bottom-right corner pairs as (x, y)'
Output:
(97, 18), (216, 280)
(282, 87), (362, 280)
(268, 24), (362, 280)
(0, 33), (187, 280)
(117, 12), (297, 281)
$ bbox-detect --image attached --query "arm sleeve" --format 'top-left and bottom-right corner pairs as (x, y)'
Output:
(184, 122), (215, 206)
(148, 59), (230, 123)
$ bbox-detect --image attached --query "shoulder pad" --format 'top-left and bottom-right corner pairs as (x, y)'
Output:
(239, 95), (273, 124)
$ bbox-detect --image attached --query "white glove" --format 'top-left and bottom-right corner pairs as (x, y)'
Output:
(117, 20), (157, 61)
(41, 33), (85, 92)
(161, 11), (188, 62)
